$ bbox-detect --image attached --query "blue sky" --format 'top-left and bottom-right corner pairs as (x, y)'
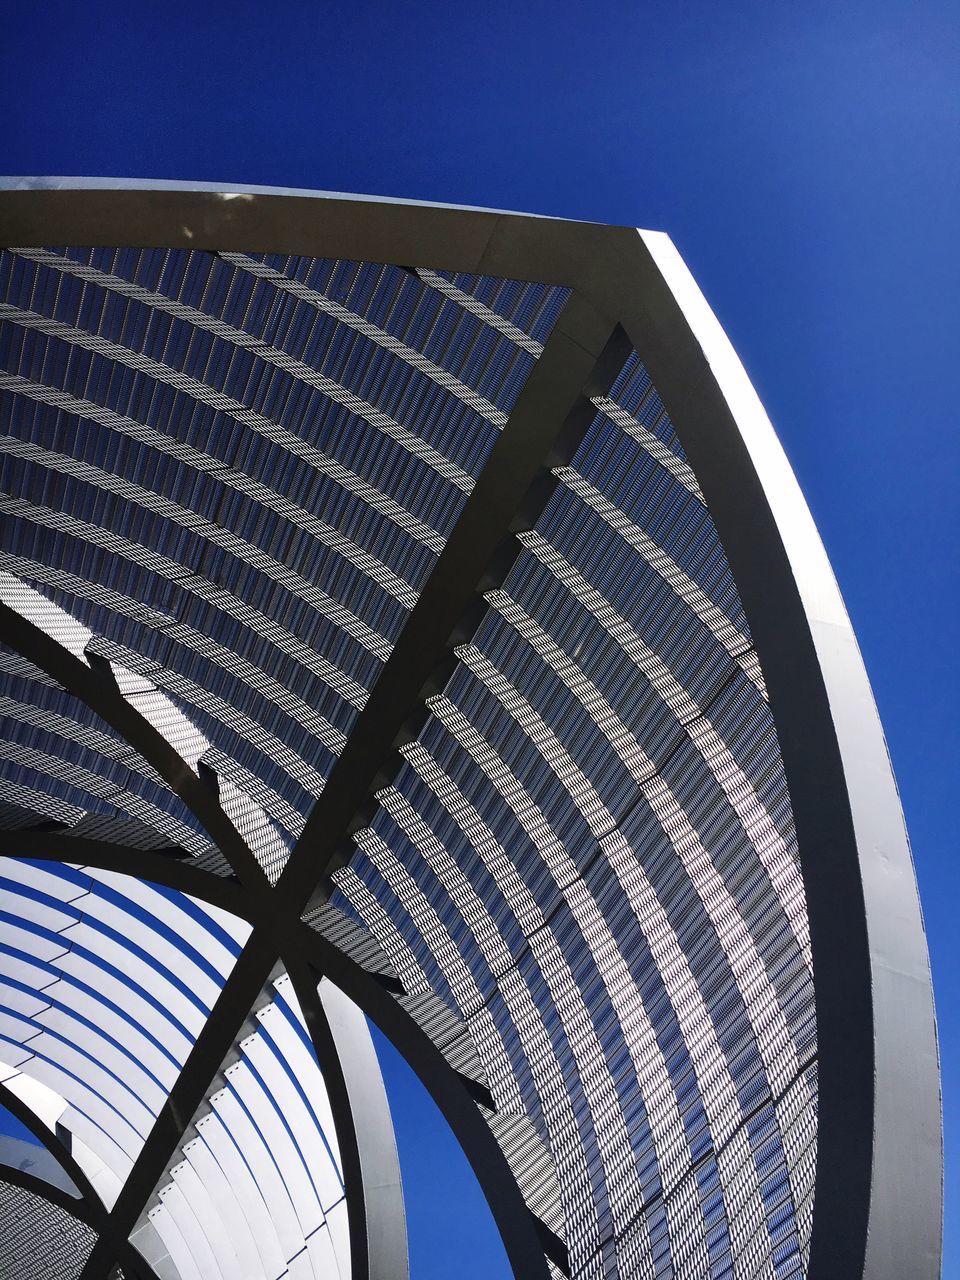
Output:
(1, 2), (957, 1275)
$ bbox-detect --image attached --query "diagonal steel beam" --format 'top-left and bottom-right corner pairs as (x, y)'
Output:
(75, 932), (279, 1280)
(4, 294), (629, 1280)
(278, 295), (630, 913)
(9, 832), (565, 1279)
(29, 822), (406, 1280)
(0, 1082), (161, 1280)
(0, 601), (269, 891)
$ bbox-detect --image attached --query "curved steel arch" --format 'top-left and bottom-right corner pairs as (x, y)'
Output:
(605, 234), (942, 1280)
(0, 180), (941, 1280)
(0, 845), (406, 1280)
(0, 630), (408, 1280)
(1, 836), (561, 1280)
(0, 1080), (162, 1280)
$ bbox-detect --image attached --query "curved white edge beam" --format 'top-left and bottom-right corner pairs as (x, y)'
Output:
(243, 1018), (343, 1210)
(0, 1071), (122, 1230)
(209, 1082), (305, 1261)
(0, 182), (940, 1280)
(317, 975), (403, 1280)
(627, 228), (941, 1280)
(181, 1130), (268, 1280)
(1, 1065), (130, 1214)
(70, 1130), (124, 1210)
(193, 1113), (287, 1279)
(169, 1155), (243, 1280)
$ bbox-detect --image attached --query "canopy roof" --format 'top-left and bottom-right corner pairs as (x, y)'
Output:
(0, 181), (940, 1280)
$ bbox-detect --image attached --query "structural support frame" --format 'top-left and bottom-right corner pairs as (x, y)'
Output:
(0, 179), (942, 1280)
(0, 1080), (162, 1280)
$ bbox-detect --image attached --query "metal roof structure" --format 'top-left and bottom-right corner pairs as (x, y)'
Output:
(0, 179), (941, 1280)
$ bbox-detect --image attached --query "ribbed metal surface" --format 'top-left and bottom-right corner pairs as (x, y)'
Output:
(0, 1179), (95, 1280)
(132, 972), (350, 1280)
(335, 348), (816, 1279)
(0, 848), (354, 1280)
(0, 856), (248, 1206)
(0, 246), (564, 880)
(0, 227), (825, 1280)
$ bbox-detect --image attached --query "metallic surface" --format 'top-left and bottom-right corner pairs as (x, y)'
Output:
(0, 180), (940, 1280)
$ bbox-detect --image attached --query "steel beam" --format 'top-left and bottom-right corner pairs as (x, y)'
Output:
(279, 306), (630, 908)
(0, 602), (268, 891)
(0, 180), (941, 1280)
(6, 834), (560, 1280)
(0, 1082), (161, 1280)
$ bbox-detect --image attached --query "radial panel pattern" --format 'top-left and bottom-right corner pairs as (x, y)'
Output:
(0, 183), (939, 1280)
(334, 347), (816, 1279)
(0, 243), (567, 880)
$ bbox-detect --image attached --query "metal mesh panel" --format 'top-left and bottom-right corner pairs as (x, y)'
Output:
(0, 208), (835, 1280)
(0, 1180), (95, 1279)
(337, 345), (816, 1278)
(0, 245), (567, 878)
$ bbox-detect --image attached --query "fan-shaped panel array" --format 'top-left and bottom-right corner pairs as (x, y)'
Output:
(0, 183), (938, 1280)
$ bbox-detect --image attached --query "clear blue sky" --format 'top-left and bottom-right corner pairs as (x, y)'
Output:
(2, 3), (957, 1275)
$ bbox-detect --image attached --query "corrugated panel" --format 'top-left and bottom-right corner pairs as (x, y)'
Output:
(337, 343), (816, 1278)
(0, 226), (819, 1280)
(0, 1180), (95, 1280)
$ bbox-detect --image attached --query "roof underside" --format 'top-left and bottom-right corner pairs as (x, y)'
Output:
(0, 183), (939, 1280)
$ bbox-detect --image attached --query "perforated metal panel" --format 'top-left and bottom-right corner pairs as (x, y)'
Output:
(0, 182), (938, 1280)
(335, 348), (816, 1279)
(0, 1179), (96, 1280)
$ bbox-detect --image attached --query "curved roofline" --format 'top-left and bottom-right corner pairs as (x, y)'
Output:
(0, 181), (941, 1280)
(0, 174), (582, 222)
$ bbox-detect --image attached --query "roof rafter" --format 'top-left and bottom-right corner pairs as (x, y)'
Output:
(278, 298), (630, 912)
(0, 1081), (161, 1280)
(0, 601), (268, 889)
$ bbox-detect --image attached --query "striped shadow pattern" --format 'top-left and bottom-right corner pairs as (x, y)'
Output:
(0, 185), (935, 1280)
